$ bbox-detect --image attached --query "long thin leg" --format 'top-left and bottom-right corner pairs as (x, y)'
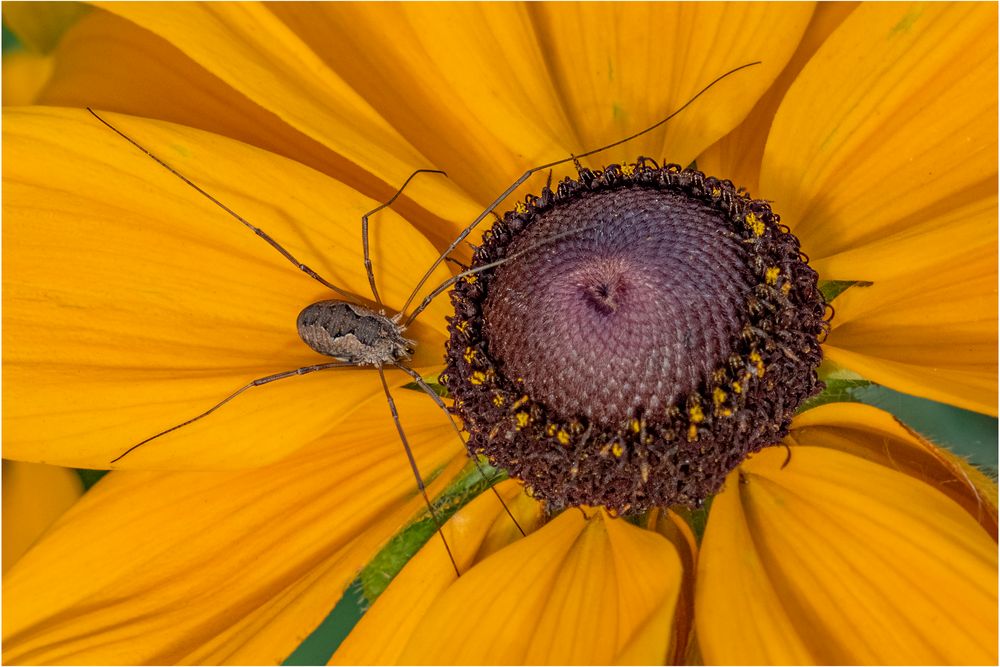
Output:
(110, 361), (354, 463)
(395, 62), (761, 319)
(87, 107), (356, 301)
(361, 169), (447, 310)
(376, 366), (461, 577)
(393, 364), (526, 537)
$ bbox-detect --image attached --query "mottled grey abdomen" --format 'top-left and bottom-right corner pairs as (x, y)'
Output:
(297, 300), (413, 366)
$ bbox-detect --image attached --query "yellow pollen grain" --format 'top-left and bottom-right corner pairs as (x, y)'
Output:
(765, 266), (780, 285)
(732, 380), (743, 394)
(713, 387), (727, 407)
(515, 412), (530, 428)
(687, 424), (699, 442)
(463, 346), (476, 363)
(745, 212), (765, 236)
(514, 201), (528, 214)
(781, 282), (792, 295)
(629, 418), (641, 433)
(689, 404), (705, 424)
(750, 351), (765, 376)
(557, 429), (570, 445)
(719, 408), (733, 417)
(470, 371), (487, 385)
(611, 441), (624, 458)
(546, 423), (557, 437)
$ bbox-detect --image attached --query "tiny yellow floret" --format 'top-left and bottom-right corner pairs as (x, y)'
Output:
(713, 387), (727, 407)
(750, 350), (765, 376)
(629, 417), (641, 433)
(689, 404), (705, 423)
(512, 395), (529, 409)
(515, 412), (530, 428)
(621, 163), (636, 177)
(765, 266), (780, 285)
(463, 346), (476, 363)
(731, 380), (743, 394)
(745, 212), (765, 236)
(514, 201), (528, 214)
(470, 370), (487, 385)
(492, 394), (505, 407)
(687, 424), (699, 442)
(781, 282), (792, 295)
(546, 423), (557, 437)
(611, 441), (624, 458)
(557, 429), (570, 445)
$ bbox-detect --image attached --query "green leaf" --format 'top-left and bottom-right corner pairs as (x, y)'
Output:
(357, 457), (505, 604)
(75, 468), (108, 491)
(401, 379), (448, 398)
(797, 377), (874, 413)
(818, 279), (873, 302)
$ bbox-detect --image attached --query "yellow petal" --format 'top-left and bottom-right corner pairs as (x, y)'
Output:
(3, 107), (452, 468)
(647, 509), (699, 664)
(698, 446), (998, 665)
(2, 1), (90, 53)
(396, 508), (682, 665)
(2, 50), (54, 106)
(2, 388), (464, 665)
(815, 195), (997, 414)
(332, 480), (543, 665)
(1, 461), (83, 573)
(530, 3), (814, 170)
(97, 2), (481, 241)
(761, 3), (998, 261)
(789, 403), (999, 538)
(697, 3), (859, 194)
(271, 3), (571, 213)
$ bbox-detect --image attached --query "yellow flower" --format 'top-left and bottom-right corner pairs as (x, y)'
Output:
(2, 2), (996, 665)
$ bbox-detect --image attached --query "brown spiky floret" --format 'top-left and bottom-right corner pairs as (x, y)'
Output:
(444, 159), (829, 513)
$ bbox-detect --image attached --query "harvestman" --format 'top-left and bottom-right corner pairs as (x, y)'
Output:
(86, 60), (759, 576)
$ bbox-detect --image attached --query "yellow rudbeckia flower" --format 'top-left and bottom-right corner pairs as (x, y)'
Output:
(3, 2), (996, 665)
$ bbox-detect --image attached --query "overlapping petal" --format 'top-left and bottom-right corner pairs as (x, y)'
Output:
(696, 3), (858, 194)
(788, 402), (999, 538)
(3, 107), (452, 469)
(2, 389), (463, 665)
(697, 446), (998, 665)
(390, 505), (682, 665)
(96, 2), (481, 232)
(1, 461), (83, 573)
(754, 2), (998, 412)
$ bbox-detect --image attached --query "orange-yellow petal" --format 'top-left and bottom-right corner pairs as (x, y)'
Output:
(697, 3), (859, 194)
(96, 2), (481, 236)
(697, 446), (998, 665)
(3, 107), (451, 469)
(815, 195), (997, 414)
(2, 50), (54, 106)
(332, 480), (544, 665)
(1, 461), (83, 573)
(271, 3), (572, 214)
(789, 402), (998, 538)
(761, 3), (997, 261)
(395, 508), (682, 665)
(2, 388), (463, 665)
(529, 3), (814, 171)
